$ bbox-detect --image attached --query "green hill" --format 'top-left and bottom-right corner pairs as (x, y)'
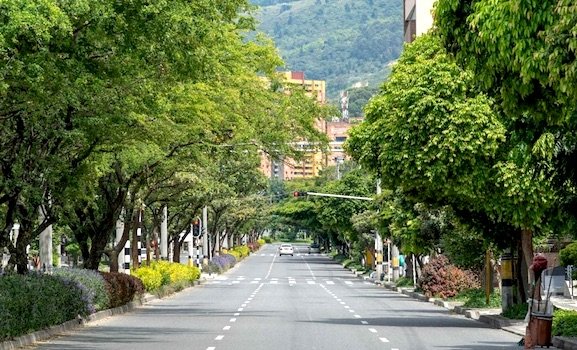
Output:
(252, 0), (403, 101)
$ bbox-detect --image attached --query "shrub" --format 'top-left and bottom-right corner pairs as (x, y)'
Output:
(559, 242), (577, 267)
(163, 263), (200, 284)
(330, 252), (346, 263)
(450, 288), (501, 308)
(257, 238), (266, 246)
(53, 267), (110, 311)
(418, 255), (480, 298)
(342, 259), (354, 268)
(230, 245), (250, 259)
(553, 309), (577, 336)
(263, 237), (272, 243)
(247, 241), (260, 252)
(0, 273), (90, 341)
(132, 267), (163, 291)
(133, 262), (200, 291)
(202, 260), (222, 274)
(395, 276), (414, 287)
(228, 249), (241, 260)
(148, 261), (171, 286)
(212, 254), (237, 272)
(502, 303), (529, 320)
(101, 272), (144, 308)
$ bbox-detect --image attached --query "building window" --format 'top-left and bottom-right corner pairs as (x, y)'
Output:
(335, 136), (347, 142)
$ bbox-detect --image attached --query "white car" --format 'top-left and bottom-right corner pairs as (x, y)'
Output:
(279, 244), (294, 256)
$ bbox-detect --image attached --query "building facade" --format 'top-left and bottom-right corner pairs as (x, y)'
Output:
(259, 71), (356, 180)
(403, 0), (435, 43)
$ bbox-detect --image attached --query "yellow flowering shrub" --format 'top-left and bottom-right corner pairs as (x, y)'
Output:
(135, 261), (200, 291)
(133, 267), (163, 291)
(228, 249), (242, 260)
(230, 245), (250, 258)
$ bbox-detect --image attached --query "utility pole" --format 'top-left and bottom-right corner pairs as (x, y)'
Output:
(392, 245), (400, 280)
(160, 205), (168, 260)
(375, 180), (383, 282)
(501, 249), (514, 312)
(202, 206), (209, 262)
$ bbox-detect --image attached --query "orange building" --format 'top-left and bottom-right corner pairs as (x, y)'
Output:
(259, 72), (356, 180)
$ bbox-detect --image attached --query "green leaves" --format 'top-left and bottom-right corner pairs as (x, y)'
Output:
(348, 34), (506, 206)
(0, 0), (329, 270)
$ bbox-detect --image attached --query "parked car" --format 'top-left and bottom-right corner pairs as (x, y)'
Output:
(279, 244), (294, 256)
(308, 243), (320, 254)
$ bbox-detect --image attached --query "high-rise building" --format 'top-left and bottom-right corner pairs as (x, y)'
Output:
(259, 71), (355, 180)
(280, 71), (326, 104)
(403, 0), (435, 43)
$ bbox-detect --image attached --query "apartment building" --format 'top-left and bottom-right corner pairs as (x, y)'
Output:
(280, 71), (326, 104)
(260, 71), (355, 180)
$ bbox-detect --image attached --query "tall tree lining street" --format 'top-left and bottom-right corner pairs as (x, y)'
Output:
(32, 244), (523, 350)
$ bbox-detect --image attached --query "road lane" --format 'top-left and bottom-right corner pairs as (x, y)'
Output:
(31, 244), (534, 350)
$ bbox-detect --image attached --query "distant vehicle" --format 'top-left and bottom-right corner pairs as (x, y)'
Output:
(309, 243), (320, 254)
(279, 244), (294, 256)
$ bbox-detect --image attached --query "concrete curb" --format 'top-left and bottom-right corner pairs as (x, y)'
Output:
(0, 268), (217, 350)
(0, 298), (148, 350)
(554, 337), (577, 350)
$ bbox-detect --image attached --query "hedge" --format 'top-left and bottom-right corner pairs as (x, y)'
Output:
(53, 267), (110, 311)
(0, 273), (90, 341)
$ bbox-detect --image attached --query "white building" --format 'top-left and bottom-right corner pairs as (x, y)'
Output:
(404, 0), (436, 42)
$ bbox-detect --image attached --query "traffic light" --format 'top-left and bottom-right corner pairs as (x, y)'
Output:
(293, 191), (307, 197)
(192, 218), (201, 237)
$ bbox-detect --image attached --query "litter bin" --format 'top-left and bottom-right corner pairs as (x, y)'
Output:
(530, 313), (552, 347)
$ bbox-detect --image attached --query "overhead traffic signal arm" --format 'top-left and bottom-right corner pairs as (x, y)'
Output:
(294, 191), (373, 201)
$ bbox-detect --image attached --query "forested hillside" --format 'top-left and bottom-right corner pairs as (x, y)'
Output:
(252, 0), (403, 100)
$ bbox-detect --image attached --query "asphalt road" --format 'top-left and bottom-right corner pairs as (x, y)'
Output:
(31, 244), (525, 350)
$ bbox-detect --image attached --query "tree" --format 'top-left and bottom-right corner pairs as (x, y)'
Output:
(434, 0), (577, 228)
(434, 0), (577, 296)
(0, 0), (329, 272)
(345, 34), (562, 300)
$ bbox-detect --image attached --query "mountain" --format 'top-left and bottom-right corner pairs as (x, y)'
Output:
(251, 0), (403, 101)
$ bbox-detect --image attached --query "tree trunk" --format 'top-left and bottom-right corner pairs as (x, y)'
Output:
(108, 251), (119, 273)
(516, 237), (528, 304)
(172, 239), (181, 263)
(520, 228), (533, 301)
(13, 229), (31, 274)
(131, 209), (140, 269)
(84, 232), (109, 270)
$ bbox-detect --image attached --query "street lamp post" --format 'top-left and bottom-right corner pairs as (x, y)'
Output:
(334, 157), (344, 180)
